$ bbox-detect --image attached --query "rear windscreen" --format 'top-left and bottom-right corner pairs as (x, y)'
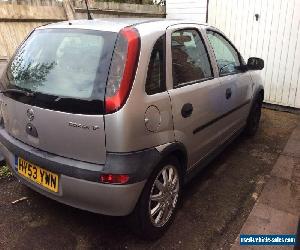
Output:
(2, 28), (117, 114)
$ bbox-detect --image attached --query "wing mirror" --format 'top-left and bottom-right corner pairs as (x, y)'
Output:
(247, 57), (264, 70)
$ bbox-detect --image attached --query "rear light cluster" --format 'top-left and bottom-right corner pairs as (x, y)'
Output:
(105, 27), (141, 113)
(99, 174), (129, 185)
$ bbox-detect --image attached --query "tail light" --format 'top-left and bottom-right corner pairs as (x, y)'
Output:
(105, 27), (140, 113)
(99, 174), (129, 185)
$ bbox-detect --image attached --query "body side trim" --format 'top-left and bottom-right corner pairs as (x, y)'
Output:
(193, 100), (251, 134)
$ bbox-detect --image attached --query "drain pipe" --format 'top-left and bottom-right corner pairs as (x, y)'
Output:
(206, 0), (209, 23)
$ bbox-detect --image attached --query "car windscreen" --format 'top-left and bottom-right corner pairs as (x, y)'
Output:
(2, 28), (117, 114)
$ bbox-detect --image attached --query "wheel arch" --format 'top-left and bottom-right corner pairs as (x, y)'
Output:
(254, 85), (264, 103)
(258, 87), (264, 102)
(158, 142), (188, 175)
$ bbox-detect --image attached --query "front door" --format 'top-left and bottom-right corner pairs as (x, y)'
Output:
(206, 30), (253, 140)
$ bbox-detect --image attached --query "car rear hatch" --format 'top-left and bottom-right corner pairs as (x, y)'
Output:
(0, 28), (118, 164)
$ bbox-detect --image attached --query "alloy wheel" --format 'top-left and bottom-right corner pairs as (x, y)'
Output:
(148, 165), (180, 227)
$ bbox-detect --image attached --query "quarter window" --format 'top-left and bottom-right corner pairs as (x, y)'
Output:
(171, 29), (213, 87)
(145, 35), (165, 95)
(206, 31), (241, 75)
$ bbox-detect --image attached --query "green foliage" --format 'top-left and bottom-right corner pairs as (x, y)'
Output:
(0, 165), (12, 178)
(10, 50), (56, 91)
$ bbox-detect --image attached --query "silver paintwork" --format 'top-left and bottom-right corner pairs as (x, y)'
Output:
(0, 19), (264, 216)
(105, 21), (176, 152)
(166, 24), (224, 167)
(0, 138), (145, 216)
(0, 127), (104, 172)
(155, 142), (173, 153)
(144, 105), (161, 132)
(1, 96), (106, 164)
(204, 26), (252, 140)
(26, 108), (34, 121)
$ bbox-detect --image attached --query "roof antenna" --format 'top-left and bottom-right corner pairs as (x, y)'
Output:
(84, 0), (93, 20)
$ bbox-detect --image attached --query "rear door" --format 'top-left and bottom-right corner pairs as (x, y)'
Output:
(0, 28), (117, 164)
(166, 25), (224, 168)
(206, 30), (253, 139)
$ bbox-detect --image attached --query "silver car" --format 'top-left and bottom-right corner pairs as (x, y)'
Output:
(0, 19), (264, 239)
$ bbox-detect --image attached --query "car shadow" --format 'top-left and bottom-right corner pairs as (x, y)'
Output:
(14, 134), (248, 249)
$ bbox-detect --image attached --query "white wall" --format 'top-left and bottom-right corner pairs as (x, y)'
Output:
(166, 0), (207, 23)
(208, 0), (300, 108)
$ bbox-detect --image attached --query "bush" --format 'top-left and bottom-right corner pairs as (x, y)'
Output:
(0, 165), (12, 178)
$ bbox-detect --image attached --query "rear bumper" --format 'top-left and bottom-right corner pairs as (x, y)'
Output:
(0, 128), (152, 216)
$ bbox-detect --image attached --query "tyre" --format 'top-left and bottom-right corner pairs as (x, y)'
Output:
(244, 95), (263, 136)
(130, 156), (182, 240)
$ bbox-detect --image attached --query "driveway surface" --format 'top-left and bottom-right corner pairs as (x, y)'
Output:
(0, 108), (299, 250)
(231, 120), (300, 249)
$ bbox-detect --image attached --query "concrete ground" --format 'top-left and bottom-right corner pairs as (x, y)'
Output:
(231, 121), (300, 250)
(0, 108), (299, 250)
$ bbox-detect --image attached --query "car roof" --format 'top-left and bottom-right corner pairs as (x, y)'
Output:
(37, 18), (212, 33)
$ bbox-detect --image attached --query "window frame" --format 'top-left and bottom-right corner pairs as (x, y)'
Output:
(170, 28), (214, 89)
(206, 29), (245, 77)
(145, 34), (167, 95)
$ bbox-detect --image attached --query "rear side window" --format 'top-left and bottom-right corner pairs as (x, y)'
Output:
(145, 35), (165, 95)
(171, 29), (213, 87)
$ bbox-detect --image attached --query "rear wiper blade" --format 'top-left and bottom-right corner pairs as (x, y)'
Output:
(54, 96), (70, 102)
(0, 88), (35, 97)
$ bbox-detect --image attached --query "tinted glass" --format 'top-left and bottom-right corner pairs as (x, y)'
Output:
(5, 29), (117, 101)
(171, 29), (212, 87)
(146, 35), (165, 95)
(207, 31), (240, 75)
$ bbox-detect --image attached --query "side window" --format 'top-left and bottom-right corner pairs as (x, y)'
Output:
(145, 35), (165, 95)
(206, 31), (241, 76)
(171, 29), (213, 87)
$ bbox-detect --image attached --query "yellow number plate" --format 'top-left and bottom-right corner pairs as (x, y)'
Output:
(17, 157), (59, 193)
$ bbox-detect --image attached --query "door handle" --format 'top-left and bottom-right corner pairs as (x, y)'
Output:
(181, 103), (193, 118)
(226, 88), (232, 99)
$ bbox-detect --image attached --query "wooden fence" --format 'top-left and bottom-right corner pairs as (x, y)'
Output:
(0, 0), (165, 59)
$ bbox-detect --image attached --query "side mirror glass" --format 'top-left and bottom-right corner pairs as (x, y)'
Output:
(247, 57), (264, 70)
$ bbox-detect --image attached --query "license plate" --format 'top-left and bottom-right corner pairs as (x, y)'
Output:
(16, 157), (59, 193)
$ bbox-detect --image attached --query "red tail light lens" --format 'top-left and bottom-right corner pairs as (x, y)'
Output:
(105, 27), (140, 113)
(99, 174), (129, 185)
